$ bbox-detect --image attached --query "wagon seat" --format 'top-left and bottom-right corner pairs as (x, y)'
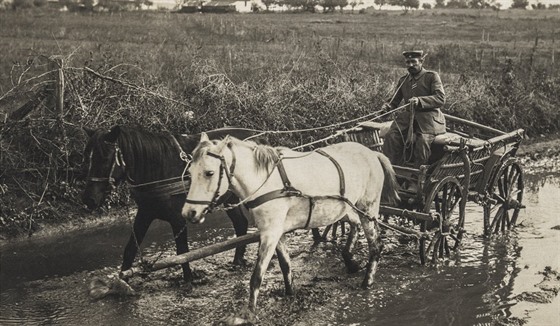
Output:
(354, 121), (487, 164)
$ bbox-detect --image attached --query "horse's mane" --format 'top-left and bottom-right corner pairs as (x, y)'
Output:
(114, 126), (184, 182)
(192, 137), (289, 173)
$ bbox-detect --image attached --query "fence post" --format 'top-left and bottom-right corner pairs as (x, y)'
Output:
(48, 55), (69, 181)
(47, 56), (64, 115)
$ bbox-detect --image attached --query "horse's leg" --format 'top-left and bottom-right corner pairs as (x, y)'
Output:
(223, 195), (249, 265)
(249, 229), (283, 312)
(331, 221), (339, 240)
(275, 235), (294, 296)
(121, 209), (153, 276)
(341, 216), (361, 274)
(359, 208), (383, 289)
(311, 228), (322, 243)
(169, 213), (193, 282)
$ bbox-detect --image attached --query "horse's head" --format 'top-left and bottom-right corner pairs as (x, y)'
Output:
(181, 133), (232, 224)
(82, 126), (127, 210)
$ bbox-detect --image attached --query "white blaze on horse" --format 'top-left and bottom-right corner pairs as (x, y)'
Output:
(181, 133), (399, 312)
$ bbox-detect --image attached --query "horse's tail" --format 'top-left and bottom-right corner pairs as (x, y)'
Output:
(378, 153), (400, 205)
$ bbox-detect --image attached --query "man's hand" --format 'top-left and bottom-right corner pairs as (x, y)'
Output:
(381, 103), (392, 112)
(409, 97), (420, 108)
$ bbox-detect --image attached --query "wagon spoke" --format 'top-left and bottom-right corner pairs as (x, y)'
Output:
(425, 236), (436, 260)
(449, 233), (460, 250)
(498, 176), (507, 198)
(432, 237), (440, 263)
(444, 236), (451, 257)
(492, 193), (506, 205)
(438, 235), (445, 258)
(441, 187), (448, 220)
(491, 206), (504, 234)
(504, 166), (511, 195)
(503, 210), (507, 232)
(506, 210), (512, 229)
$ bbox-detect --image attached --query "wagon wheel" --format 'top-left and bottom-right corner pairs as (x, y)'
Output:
(419, 177), (466, 265)
(483, 159), (524, 236)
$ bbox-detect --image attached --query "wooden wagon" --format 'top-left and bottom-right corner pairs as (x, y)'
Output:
(343, 113), (525, 264)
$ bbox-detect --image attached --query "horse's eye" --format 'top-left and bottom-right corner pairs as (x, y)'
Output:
(205, 171), (215, 177)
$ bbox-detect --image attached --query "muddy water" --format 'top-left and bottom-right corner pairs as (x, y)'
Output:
(1, 172), (559, 326)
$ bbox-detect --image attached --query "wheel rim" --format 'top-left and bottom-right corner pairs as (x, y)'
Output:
(485, 161), (524, 235)
(421, 177), (465, 264)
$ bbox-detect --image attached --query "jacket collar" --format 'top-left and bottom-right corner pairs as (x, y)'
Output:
(408, 68), (426, 81)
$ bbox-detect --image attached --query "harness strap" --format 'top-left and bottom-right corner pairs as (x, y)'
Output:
(276, 158), (292, 189)
(245, 188), (302, 209)
(305, 198), (316, 229)
(315, 149), (345, 197)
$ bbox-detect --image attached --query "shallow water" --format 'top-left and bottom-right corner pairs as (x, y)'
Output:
(1, 172), (559, 325)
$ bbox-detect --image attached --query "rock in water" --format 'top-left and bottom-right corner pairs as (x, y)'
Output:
(88, 276), (137, 299)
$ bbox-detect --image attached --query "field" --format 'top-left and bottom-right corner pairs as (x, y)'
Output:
(0, 8), (559, 236)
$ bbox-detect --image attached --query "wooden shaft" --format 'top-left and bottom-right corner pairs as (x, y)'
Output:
(444, 113), (507, 135)
(485, 129), (524, 146)
(380, 205), (437, 222)
(119, 232), (260, 279)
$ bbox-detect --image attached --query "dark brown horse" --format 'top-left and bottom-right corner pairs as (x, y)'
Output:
(82, 126), (260, 286)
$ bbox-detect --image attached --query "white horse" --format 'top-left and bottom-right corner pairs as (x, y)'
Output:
(181, 133), (399, 314)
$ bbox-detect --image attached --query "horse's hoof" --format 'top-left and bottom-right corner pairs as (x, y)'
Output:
(219, 308), (258, 326)
(232, 258), (248, 266)
(182, 281), (194, 293)
(361, 280), (372, 289)
(191, 269), (208, 280)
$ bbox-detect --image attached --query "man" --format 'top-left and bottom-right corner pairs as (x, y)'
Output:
(381, 50), (446, 169)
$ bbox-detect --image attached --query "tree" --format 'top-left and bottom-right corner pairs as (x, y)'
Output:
(349, 0), (362, 12)
(12, 0), (34, 9)
(446, 0), (468, 8)
(422, 2), (431, 9)
(434, 0), (445, 8)
(262, 0), (275, 10)
(510, 0), (528, 9)
(374, 0), (386, 9)
(468, 0), (485, 9)
(389, 0), (419, 12)
(337, 0), (348, 12)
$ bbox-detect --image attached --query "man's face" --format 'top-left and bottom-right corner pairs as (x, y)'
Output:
(406, 58), (423, 74)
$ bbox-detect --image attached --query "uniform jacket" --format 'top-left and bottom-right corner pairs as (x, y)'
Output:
(388, 68), (446, 135)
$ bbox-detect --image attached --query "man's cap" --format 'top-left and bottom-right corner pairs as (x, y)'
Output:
(402, 50), (424, 59)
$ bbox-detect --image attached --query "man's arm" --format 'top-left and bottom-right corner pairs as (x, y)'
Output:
(385, 76), (406, 110)
(416, 72), (445, 110)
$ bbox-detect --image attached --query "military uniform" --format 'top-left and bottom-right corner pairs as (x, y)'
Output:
(382, 63), (446, 167)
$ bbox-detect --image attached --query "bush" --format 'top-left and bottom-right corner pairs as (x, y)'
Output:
(12, 0), (34, 9)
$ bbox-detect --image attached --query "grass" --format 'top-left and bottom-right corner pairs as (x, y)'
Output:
(0, 8), (559, 237)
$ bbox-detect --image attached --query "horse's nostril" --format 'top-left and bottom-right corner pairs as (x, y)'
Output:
(188, 210), (197, 220)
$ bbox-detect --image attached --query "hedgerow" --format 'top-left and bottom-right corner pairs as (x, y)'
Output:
(1, 11), (559, 238)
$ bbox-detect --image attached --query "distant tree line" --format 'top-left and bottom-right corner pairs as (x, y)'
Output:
(259, 0), (365, 12)
(8, 0), (154, 11)
(6, 0), (559, 12)
(373, 0), (560, 11)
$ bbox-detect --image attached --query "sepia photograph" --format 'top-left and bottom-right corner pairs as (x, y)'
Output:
(0, 0), (559, 324)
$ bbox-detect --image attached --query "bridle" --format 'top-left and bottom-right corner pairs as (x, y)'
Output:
(184, 137), (236, 213)
(86, 141), (126, 189)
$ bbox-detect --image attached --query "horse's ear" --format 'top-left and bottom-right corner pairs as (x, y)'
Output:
(105, 125), (121, 143)
(83, 127), (96, 138)
(200, 132), (209, 143)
